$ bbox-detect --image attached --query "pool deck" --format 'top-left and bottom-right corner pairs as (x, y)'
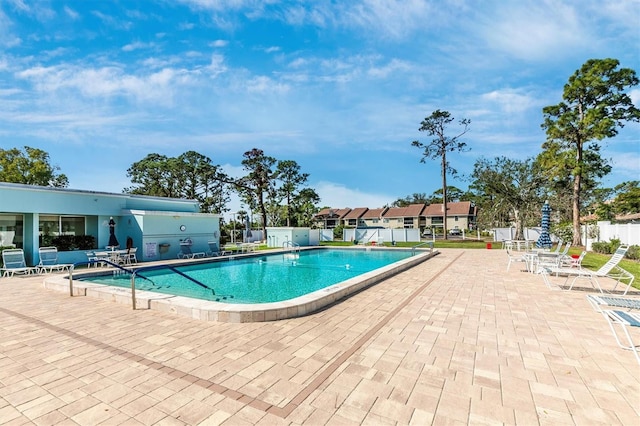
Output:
(0, 248), (638, 425)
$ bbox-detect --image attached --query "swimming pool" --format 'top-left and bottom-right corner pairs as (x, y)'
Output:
(47, 246), (438, 322)
(81, 248), (416, 303)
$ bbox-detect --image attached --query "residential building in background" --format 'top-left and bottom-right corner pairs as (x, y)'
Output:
(313, 201), (477, 233)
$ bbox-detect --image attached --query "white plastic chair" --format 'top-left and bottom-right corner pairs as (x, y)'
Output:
(37, 247), (73, 273)
(540, 245), (634, 295)
(506, 248), (527, 272)
(1, 249), (38, 277)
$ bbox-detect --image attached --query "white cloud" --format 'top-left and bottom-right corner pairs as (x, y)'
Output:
(481, 89), (537, 115)
(122, 41), (154, 52)
(245, 76), (290, 94)
(16, 65), (195, 105)
(210, 39), (228, 47)
(63, 6), (79, 20)
(313, 181), (394, 209)
(481, 1), (585, 61)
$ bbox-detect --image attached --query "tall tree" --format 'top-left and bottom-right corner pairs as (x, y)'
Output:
(291, 187), (321, 227)
(541, 58), (640, 245)
(470, 157), (545, 239)
(125, 153), (178, 197)
(429, 186), (466, 204)
(125, 151), (230, 213)
(609, 181), (640, 217)
(0, 146), (68, 187)
(174, 151), (230, 213)
(411, 110), (470, 239)
(236, 149), (278, 240)
(275, 160), (309, 227)
(391, 193), (429, 207)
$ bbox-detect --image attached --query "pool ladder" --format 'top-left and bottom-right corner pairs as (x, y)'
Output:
(282, 241), (300, 260)
(411, 241), (434, 256)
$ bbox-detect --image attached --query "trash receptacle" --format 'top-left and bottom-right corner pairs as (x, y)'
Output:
(486, 242), (492, 249)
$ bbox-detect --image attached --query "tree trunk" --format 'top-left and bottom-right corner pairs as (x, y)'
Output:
(259, 192), (268, 242)
(572, 140), (583, 246)
(442, 152), (448, 240)
(513, 209), (523, 240)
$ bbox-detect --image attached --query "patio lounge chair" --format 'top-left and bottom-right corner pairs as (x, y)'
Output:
(1, 248), (38, 277)
(587, 294), (640, 313)
(600, 310), (640, 365)
(37, 246), (73, 273)
(206, 241), (221, 257)
(178, 238), (205, 259)
(539, 245), (634, 295)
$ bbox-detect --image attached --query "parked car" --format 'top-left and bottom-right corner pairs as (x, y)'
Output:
(449, 228), (462, 236)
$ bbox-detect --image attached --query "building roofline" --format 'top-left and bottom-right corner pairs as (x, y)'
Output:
(0, 181), (199, 205)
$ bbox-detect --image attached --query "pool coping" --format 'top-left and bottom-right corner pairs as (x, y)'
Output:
(43, 246), (439, 323)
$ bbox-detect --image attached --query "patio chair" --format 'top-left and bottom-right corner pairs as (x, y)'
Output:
(1, 248), (38, 277)
(178, 238), (205, 259)
(536, 242), (572, 271)
(37, 247), (73, 273)
(559, 250), (586, 268)
(587, 294), (640, 313)
(506, 247), (527, 272)
(123, 247), (138, 264)
(600, 310), (640, 365)
(206, 241), (221, 257)
(539, 245), (634, 295)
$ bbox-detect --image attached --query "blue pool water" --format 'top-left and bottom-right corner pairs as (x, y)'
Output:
(80, 248), (416, 304)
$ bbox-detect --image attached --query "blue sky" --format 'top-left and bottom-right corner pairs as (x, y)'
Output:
(1, 0), (638, 214)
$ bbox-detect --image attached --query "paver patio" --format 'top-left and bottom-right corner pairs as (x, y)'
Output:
(0, 248), (638, 425)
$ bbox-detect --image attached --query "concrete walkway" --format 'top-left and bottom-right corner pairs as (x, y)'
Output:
(0, 249), (638, 425)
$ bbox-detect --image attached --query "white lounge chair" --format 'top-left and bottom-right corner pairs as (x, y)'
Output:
(37, 247), (73, 273)
(178, 238), (205, 259)
(206, 241), (221, 257)
(587, 294), (640, 313)
(1, 248), (38, 277)
(600, 310), (640, 365)
(540, 245), (634, 295)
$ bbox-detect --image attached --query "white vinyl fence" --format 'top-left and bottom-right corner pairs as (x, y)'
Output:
(493, 221), (640, 248)
(309, 229), (334, 244)
(343, 228), (421, 244)
(583, 221), (640, 247)
(492, 227), (561, 244)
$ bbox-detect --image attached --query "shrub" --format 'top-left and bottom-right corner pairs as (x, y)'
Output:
(551, 222), (573, 243)
(47, 235), (96, 251)
(333, 225), (344, 240)
(625, 245), (640, 261)
(591, 241), (611, 254)
(591, 239), (639, 261)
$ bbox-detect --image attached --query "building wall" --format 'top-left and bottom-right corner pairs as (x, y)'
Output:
(0, 183), (219, 265)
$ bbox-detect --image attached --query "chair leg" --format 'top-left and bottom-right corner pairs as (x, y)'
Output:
(602, 311), (640, 365)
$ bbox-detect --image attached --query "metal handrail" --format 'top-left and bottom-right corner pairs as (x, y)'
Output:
(411, 241), (434, 256)
(282, 241), (300, 260)
(131, 264), (216, 309)
(68, 260), (216, 310)
(68, 259), (150, 297)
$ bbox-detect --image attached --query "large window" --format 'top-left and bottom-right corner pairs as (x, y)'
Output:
(0, 214), (23, 248)
(39, 215), (86, 237)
